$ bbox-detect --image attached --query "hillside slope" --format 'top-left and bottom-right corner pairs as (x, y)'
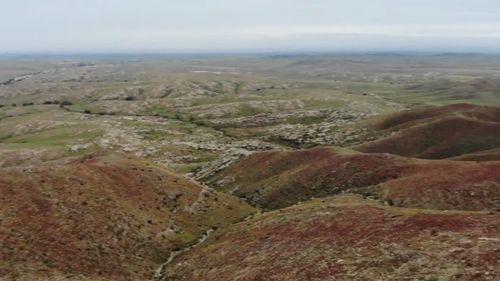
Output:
(157, 195), (500, 281)
(450, 148), (500, 161)
(0, 152), (256, 281)
(403, 78), (500, 105)
(207, 147), (500, 211)
(355, 104), (500, 160)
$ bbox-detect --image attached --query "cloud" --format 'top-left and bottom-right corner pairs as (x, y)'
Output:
(126, 23), (500, 39)
(248, 23), (500, 38)
(73, 22), (500, 47)
(2, 0), (500, 52)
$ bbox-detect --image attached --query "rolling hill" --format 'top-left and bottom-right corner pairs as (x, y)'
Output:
(355, 104), (500, 160)
(0, 152), (256, 281)
(207, 147), (500, 211)
(156, 195), (500, 281)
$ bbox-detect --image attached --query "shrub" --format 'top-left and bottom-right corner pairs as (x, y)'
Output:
(418, 277), (439, 281)
(59, 101), (73, 108)
(43, 100), (60, 105)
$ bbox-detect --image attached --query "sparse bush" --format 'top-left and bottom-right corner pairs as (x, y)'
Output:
(193, 120), (207, 126)
(417, 277), (439, 281)
(43, 100), (60, 105)
(59, 101), (73, 108)
(22, 102), (34, 106)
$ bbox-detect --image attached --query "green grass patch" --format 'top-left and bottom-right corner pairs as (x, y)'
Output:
(417, 277), (439, 281)
(1, 125), (102, 147)
(302, 98), (346, 110)
(451, 136), (500, 155)
(222, 127), (266, 138)
(236, 103), (265, 117)
(285, 115), (327, 125)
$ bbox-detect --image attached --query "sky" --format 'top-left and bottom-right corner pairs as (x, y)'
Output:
(1, 0), (500, 53)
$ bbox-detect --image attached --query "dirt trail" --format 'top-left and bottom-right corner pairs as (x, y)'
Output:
(152, 207), (262, 281)
(152, 228), (215, 281)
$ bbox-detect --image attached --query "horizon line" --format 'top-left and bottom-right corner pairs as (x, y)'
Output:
(2, 50), (500, 58)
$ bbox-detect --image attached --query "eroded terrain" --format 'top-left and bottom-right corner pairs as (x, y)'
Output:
(1, 54), (500, 281)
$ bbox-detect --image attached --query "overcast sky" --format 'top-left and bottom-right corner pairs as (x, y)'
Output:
(2, 0), (500, 53)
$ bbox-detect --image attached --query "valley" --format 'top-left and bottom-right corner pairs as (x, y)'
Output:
(1, 54), (499, 281)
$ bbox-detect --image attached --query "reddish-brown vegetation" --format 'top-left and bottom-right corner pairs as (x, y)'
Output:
(356, 104), (500, 159)
(208, 147), (500, 211)
(158, 196), (500, 281)
(0, 152), (255, 281)
(450, 148), (500, 161)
